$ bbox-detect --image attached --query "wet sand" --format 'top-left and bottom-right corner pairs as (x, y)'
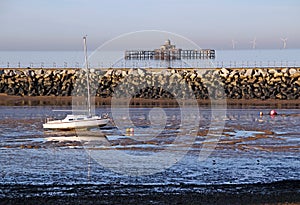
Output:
(1, 180), (300, 205)
(0, 94), (300, 108)
(0, 101), (299, 204)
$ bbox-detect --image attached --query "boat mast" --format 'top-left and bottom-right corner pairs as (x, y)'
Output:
(83, 36), (91, 116)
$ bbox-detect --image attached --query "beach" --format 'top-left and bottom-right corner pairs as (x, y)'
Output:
(1, 94), (300, 108)
(0, 101), (299, 204)
(1, 55), (300, 205)
(0, 66), (300, 204)
(1, 180), (300, 205)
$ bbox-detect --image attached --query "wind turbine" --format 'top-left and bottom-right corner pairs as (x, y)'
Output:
(280, 37), (288, 49)
(231, 39), (238, 49)
(250, 37), (257, 49)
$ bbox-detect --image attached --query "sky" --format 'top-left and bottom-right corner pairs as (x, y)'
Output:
(1, 0), (300, 50)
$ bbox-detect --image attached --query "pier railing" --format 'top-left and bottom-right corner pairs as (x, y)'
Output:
(0, 60), (299, 69)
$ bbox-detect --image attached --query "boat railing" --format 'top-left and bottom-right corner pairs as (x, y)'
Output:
(46, 117), (54, 123)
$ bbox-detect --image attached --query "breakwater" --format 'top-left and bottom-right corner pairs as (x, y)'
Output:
(0, 67), (300, 100)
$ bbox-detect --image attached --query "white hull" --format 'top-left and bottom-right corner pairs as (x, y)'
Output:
(43, 115), (109, 130)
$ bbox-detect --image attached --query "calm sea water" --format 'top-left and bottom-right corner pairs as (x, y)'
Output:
(0, 49), (300, 68)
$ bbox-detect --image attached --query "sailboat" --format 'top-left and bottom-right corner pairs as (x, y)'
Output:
(43, 36), (109, 130)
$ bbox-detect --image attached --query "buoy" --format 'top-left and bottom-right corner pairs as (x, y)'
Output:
(270, 110), (277, 116)
(126, 128), (134, 132)
(259, 112), (263, 116)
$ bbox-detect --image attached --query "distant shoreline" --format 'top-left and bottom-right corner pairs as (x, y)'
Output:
(1, 94), (300, 108)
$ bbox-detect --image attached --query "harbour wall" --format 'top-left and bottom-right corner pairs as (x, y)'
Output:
(0, 67), (300, 100)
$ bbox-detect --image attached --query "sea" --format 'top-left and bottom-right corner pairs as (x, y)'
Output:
(0, 49), (299, 200)
(1, 49), (300, 68)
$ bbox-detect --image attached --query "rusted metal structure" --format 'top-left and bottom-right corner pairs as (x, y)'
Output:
(124, 40), (215, 60)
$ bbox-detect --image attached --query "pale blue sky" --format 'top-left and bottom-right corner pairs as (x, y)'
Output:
(1, 0), (299, 50)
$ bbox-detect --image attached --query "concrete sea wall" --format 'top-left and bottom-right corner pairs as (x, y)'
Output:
(0, 67), (300, 100)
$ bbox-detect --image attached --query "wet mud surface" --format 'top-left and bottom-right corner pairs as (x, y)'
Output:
(1, 180), (300, 205)
(0, 106), (299, 204)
